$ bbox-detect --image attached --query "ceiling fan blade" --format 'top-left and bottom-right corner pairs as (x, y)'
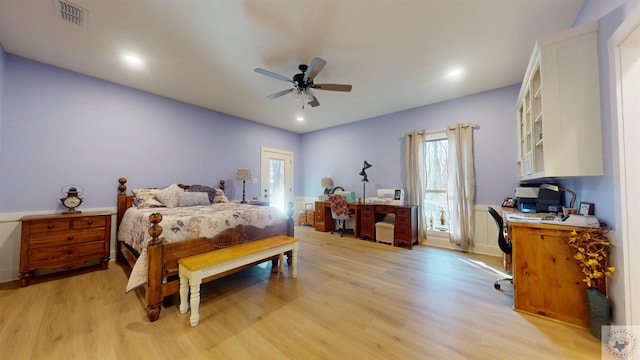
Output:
(266, 88), (294, 100)
(313, 83), (352, 92)
(308, 96), (320, 107)
(255, 68), (293, 83)
(305, 57), (327, 82)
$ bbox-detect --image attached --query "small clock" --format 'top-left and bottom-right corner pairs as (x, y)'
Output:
(61, 186), (83, 214)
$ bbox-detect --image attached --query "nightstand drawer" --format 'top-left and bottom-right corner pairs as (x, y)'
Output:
(28, 242), (106, 269)
(28, 229), (106, 249)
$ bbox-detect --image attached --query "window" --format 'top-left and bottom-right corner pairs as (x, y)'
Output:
(424, 132), (449, 231)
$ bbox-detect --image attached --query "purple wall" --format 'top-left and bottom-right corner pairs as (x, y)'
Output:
(1, 14), (623, 224)
(300, 85), (520, 205)
(0, 55), (301, 212)
(555, 0), (640, 228)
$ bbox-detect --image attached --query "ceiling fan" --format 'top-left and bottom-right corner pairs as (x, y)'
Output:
(254, 57), (352, 108)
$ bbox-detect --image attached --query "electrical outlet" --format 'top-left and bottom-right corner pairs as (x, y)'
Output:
(252, 178), (258, 184)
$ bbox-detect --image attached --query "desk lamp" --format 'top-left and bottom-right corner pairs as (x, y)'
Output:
(237, 169), (252, 203)
(359, 161), (372, 203)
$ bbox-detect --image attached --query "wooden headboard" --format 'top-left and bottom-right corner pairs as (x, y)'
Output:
(116, 177), (226, 226)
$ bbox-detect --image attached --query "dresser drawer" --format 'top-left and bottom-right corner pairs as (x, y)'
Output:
(395, 207), (411, 218)
(27, 218), (73, 234)
(28, 229), (106, 249)
(71, 216), (107, 230)
(27, 215), (106, 234)
(28, 241), (106, 269)
(376, 205), (395, 214)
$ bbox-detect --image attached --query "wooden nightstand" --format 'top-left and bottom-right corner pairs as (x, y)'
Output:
(19, 211), (111, 287)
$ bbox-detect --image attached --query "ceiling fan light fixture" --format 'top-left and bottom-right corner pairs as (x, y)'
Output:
(254, 57), (352, 108)
(305, 89), (314, 102)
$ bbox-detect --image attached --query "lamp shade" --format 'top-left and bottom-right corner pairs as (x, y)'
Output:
(321, 177), (333, 188)
(236, 169), (252, 181)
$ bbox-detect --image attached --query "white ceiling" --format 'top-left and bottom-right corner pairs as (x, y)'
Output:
(0, 0), (585, 134)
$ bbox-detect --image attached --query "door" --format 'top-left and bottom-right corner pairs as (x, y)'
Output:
(260, 147), (293, 214)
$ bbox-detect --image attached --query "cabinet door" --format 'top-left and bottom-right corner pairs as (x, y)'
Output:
(512, 226), (589, 327)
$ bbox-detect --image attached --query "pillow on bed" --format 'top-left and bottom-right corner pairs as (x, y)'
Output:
(188, 185), (216, 204)
(213, 188), (229, 203)
(178, 191), (211, 207)
(155, 183), (183, 208)
(132, 188), (164, 208)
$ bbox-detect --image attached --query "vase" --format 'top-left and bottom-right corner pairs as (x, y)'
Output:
(585, 287), (610, 340)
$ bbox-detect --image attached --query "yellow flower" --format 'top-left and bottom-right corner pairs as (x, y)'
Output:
(567, 227), (614, 289)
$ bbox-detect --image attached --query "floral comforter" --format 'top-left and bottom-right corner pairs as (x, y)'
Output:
(118, 203), (287, 292)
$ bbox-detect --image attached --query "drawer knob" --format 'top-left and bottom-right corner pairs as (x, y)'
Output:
(48, 224), (54, 229)
(67, 236), (74, 241)
(87, 220), (93, 225)
(67, 250), (73, 255)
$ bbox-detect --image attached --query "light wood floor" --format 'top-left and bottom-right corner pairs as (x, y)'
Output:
(0, 226), (603, 359)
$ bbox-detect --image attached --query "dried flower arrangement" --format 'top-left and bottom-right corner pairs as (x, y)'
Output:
(568, 227), (616, 289)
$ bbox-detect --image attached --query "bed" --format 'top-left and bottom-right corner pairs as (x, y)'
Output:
(115, 178), (294, 322)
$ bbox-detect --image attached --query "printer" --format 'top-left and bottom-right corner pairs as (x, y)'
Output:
(516, 186), (539, 213)
(366, 189), (405, 205)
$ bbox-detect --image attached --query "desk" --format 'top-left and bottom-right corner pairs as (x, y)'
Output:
(314, 201), (361, 238)
(509, 220), (595, 328)
(360, 204), (419, 249)
(315, 201), (419, 249)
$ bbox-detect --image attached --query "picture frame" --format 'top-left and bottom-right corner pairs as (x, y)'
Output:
(502, 197), (516, 208)
(579, 202), (594, 216)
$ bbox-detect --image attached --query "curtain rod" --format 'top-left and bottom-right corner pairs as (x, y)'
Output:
(405, 122), (479, 136)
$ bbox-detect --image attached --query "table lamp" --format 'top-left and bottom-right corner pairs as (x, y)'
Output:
(237, 169), (252, 203)
(321, 177), (333, 195)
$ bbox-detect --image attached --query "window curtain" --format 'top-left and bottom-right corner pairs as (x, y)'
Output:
(404, 130), (428, 243)
(446, 123), (476, 251)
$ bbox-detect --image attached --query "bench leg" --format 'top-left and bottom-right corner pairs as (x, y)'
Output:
(292, 243), (298, 278)
(278, 253), (284, 273)
(179, 272), (189, 314)
(189, 271), (202, 327)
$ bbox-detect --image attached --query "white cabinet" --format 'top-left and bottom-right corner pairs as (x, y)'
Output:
(516, 22), (603, 180)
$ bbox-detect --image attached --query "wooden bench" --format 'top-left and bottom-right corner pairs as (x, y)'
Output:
(178, 235), (299, 326)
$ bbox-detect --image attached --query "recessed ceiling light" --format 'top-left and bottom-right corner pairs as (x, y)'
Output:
(122, 54), (144, 69)
(296, 116), (304, 122)
(448, 68), (463, 77)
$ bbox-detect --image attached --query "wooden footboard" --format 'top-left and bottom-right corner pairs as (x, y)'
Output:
(116, 177), (294, 322)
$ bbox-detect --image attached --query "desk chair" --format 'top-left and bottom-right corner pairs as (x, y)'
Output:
(328, 194), (354, 237)
(487, 207), (513, 290)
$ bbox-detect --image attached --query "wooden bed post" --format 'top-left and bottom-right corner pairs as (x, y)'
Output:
(287, 201), (294, 237)
(116, 178), (128, 264)
(146, 213), (164, 322)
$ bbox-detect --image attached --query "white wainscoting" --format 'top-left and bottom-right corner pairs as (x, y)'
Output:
(421, 204), (502, 257)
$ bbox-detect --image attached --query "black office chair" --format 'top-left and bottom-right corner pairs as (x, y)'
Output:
(487, 207), (513, 290)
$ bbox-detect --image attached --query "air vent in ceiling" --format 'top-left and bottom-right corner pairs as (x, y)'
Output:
(53, 0), (88, 27)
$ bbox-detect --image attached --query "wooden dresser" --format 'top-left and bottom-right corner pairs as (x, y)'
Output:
(19, 211), (111, 287)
